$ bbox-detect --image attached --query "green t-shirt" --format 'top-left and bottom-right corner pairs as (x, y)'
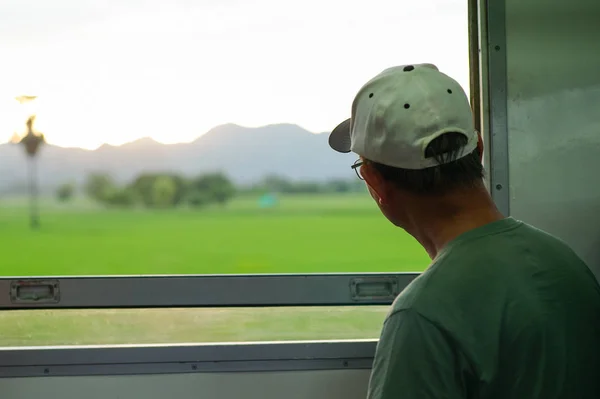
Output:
(368, 217), (600, 399)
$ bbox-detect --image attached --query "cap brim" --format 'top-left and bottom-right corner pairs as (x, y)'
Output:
(328, 118), (352, 153)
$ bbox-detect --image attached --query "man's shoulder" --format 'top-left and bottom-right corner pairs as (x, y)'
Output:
(387, 219), (589, 319)
(388, 218), (599, 326)
(388, 238), (480, 315)
(387, 266), (441, 317)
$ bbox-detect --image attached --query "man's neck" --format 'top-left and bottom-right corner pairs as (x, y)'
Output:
(403, 189), (504, 260)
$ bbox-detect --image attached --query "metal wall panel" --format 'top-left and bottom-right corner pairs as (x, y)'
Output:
(504, 0), (600, 278)
(0, 341), (375, 399)
(0, 341), (377, 377)
(0, 369), (372, 399)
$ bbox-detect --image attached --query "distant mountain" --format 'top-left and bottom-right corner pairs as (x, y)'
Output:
(0, 123), (357, 193)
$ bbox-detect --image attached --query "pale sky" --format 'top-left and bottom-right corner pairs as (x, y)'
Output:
(0, 0), (468, 150)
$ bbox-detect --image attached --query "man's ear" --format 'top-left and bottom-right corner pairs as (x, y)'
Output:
(361, 162), (387, 204)
(476, 131), (484, 163)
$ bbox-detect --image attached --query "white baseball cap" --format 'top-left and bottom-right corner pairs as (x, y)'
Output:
(329, 63), (478, 170)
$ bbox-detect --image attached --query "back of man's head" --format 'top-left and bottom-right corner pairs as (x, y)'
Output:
(368, 131), (484, 197)
(329, 64), (492, 232)
(329, 63), (484, 193)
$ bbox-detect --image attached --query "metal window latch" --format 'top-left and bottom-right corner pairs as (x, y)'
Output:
(350, 276), (399, 302)
(10, 280), (61, 304)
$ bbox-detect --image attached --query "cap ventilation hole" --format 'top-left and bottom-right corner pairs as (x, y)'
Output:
(403, 65), (414, 72)
(447, 89), (453, 94)
(369, 93), (374, 98)
(404, 103), (410, 109)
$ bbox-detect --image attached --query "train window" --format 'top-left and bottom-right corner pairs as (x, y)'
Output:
(0, 0), (467, 347)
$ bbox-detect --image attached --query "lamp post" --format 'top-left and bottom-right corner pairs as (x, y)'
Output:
(12, 96), (45, 230)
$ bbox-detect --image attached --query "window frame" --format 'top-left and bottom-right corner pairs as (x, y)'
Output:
(477, 0), (510, 216)
(0, 273), (418, 309)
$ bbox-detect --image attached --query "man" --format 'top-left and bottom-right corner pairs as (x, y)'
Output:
(328, 64), (600, 398)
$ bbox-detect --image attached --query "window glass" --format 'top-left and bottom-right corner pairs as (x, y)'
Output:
(0, 307), (389, 347)
(0, 0), (466, 276)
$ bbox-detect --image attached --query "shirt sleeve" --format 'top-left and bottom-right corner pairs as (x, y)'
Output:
(367, 309), (467, 399)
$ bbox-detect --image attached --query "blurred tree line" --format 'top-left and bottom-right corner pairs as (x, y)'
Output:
(80, 172), (235, 208)
(245, 175), (365, 195)
(55, 172), (365, 208)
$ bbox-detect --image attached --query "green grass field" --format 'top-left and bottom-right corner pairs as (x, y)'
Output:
(0, 194), (428, 346)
